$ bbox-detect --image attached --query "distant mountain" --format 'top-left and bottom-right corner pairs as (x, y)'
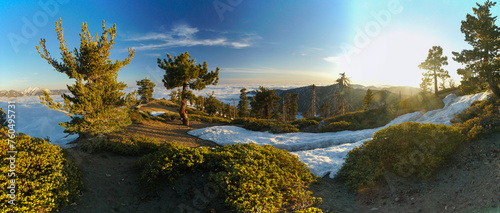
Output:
(247, 84), (421, 113)
(0, 87), (68, 97)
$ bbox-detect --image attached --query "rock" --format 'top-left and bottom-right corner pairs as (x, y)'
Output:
(394, 197), (400, 202)
(370, 207), (379, 211)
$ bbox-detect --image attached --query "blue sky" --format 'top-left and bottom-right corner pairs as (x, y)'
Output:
(1, 0), (497, 90)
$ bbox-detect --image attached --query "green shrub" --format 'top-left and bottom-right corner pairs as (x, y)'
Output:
(157, 112), (181, 121)
(128, 109), (153, 123)
(78, 134), (162, 156)
(292, 119), (320, 129)
(271, 123), (299, 133)
(320, 107), (392, 132)
(139, 143), (320, 212)
(241, 119), (299, 133)
(242, 118), (274, 131)
(319, 121), (354, 133)
(232, 117), (256, 125)
(452, 97), (500, 140)
(190, 114), (232, 124)
(0, 128), (82, 212)
(336, 122), (466, 190)
(139, 142), (208, 186)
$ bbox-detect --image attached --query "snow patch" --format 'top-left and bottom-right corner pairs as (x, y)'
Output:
(188, 92), (491, 177)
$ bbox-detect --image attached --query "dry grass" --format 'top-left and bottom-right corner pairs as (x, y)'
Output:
(120, 119), (220, 148)
(136, 99), (178, 114)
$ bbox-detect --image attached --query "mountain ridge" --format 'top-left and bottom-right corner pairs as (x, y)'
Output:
(0, 87), (68, 97)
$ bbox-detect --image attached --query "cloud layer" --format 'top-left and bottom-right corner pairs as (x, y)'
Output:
(126, 25), (260, 51)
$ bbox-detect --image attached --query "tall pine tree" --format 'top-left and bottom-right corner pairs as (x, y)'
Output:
(250, 86), (281, 119)
(418, 46), (449, 94)
(158, 51), (219, 126)
(335, 73), (352, 115)
(136, 77), (155, 103)
(363, 89), (374, 109)
(453, 1), (500, 97)
(285, 93), (299, 121)
(37, 19), (136, 138)
(237, 88), (249, 117)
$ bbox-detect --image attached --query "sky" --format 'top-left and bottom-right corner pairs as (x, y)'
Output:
(1, 0), (497, 91)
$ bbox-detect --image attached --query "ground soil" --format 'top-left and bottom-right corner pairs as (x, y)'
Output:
(58, 101), (500, 212)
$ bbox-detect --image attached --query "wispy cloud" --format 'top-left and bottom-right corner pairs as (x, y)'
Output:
(126, 24), (260, 51)
(143, 53), (161, 57)
(322, 56), (341, 63)
(292, 46), (324, 56)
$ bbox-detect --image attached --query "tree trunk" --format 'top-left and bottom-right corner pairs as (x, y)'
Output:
(179, 83), (189, 126)
(434, 69), (438, 95)
(488, 79), (500, 98)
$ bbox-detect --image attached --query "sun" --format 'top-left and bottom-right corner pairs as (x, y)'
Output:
(336, 30), (441, 87)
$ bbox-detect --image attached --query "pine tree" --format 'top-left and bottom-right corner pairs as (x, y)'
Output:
(237, 88), (249, 117)
(334, 73), (352, 115)
(136, 77), (155, 103)
(418, 46), (449, 94)
(0, 108), (7, 127)
(453, 1), (500, 97)
(36, 18), (136, 137)
(309, 84), (317, 117)
(363, 89), (374, 109)
(158, 51), (219, 125)
(286, 93), (299, 121)
(205, 94), (219, 116)
(319, 103), (331, 118)
(250, 86), (281, 119)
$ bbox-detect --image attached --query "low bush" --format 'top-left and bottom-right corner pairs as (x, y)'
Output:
(139, 143), (320, 212)
(242, 118), (274, 131)
(128, 109), (153, 123)
(139, 142), (208, 185)
(320, 107), (393, 132)
(190, 114), (232, 124)
(336, 122), (466, 190)
(231, 117), (254, 125)
(318, 121), (355, 133)
(292, 119), (320, 129)
(78, 134), (162, 156)
(452, 97), (500, 140)
(0, 128), (82, 212)
(157, 112), (181, 121)
(271, 123), (300, 133)
(242, 119), (299, 133)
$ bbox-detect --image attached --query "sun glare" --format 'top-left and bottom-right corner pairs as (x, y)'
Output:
(337, 30), (440, 87)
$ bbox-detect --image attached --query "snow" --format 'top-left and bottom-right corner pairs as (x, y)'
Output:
(189, 125), (379, 152)
(188, 92), (491, 178)
(148, 111), (166, 116)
